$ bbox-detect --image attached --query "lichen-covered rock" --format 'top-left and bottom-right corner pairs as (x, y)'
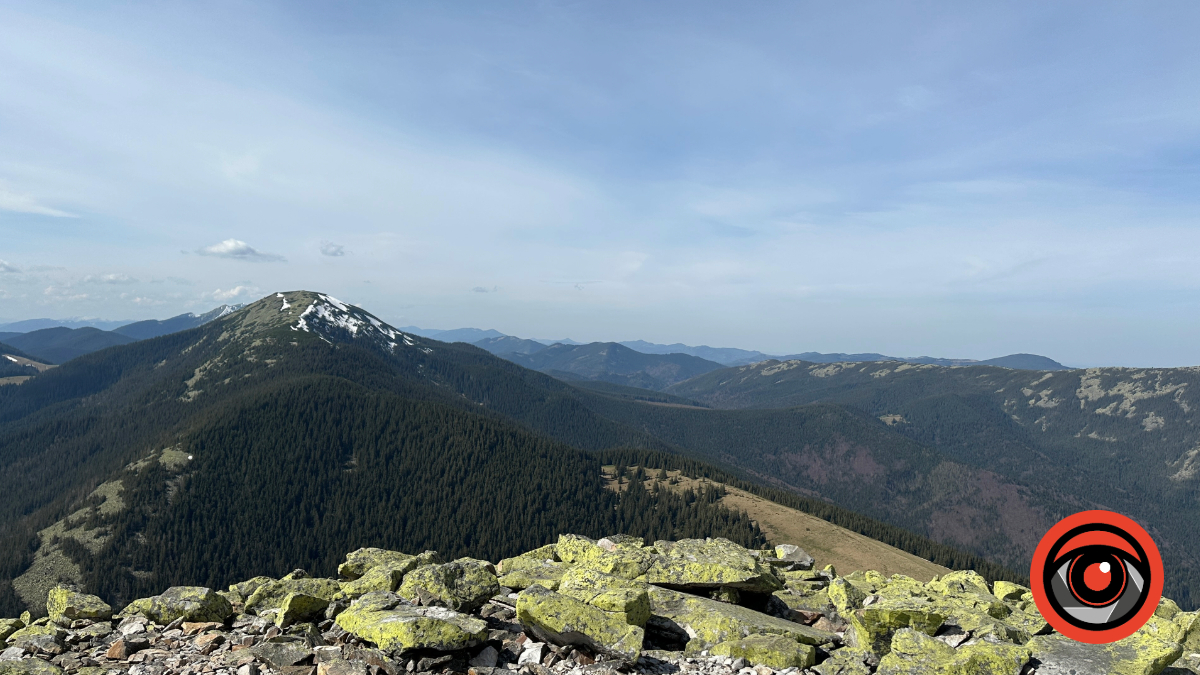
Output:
(771, 544), (815, 571)
(338, 565), (407, 600)
(45, 587), (111, 626)
(876, 628), (1030, 675)
(709, 587), (740, 604)
(1028, 616), (1184, 675)
(828, 577), (868, 615)
(516, 583), (644, 663)
(646, 586), (837, 649)
(75, 622), (112, 640)
(119, 586), (234, 624)
(772, 589), (830, 623)
(249, 641), (315, 668)
(1176, 611), (1200, 656)
(229, 577), (274, 598)
(598, 534), (645, 550)
(397, 560), (499, 613)
(845, 598), (945, 656)
(276, 593), (331, 627)
(0, 659), (64, 675)
(991, 581), (1028, 603)
(557, 567), (651, 627)
(556, 534), (655, 580)
(498, 559), (568, 591)
(780, 570), (831, 598)
(245, 578), (341, 614)
(6, 624), (66, 645)
(346, 591), (404, 613)
(927, 570), (992, 598)
(335, 604), (487, 653)
(707, 634), (817, 669)
(939, 607), (1030, 645)
(646, 538), (782, 593)
(0, 620), (22, 643)
(498, 544), (559, 574)
(1157, 597), (1183, 620)
(338, 549), (442, 581)
(5, 625), (66, 658)
(811, 649), (874, 675)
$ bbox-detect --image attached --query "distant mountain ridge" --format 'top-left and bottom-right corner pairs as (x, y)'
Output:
(398, 324), (1067, 371)
(0, 317), (133, 332)
(113, 304), (241, 340)
(1, 327), (136, 364)
(0, 305), (241, 364)
(500, 342), (724, 390)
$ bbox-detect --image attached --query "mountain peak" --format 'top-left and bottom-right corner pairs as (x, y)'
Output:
(222, 291), (422, 354)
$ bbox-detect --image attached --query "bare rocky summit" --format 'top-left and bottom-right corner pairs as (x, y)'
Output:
(3, 535), (1199, 675)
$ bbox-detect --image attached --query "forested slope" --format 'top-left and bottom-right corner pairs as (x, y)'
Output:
(0, 291), (1047, 618)
(667, 359), (1200, 607)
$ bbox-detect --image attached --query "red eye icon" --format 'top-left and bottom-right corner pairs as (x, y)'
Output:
(1031, 510), (1163, 644)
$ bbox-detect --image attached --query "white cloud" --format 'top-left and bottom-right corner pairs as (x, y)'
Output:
(0, 184), (76, 218)
(84, 273), (138, 284)
(196, 239), (286, 262)
(320, 241), (346, 257)
(43, 285), (88, 301)
(211, 285), (258, 301)
(0, 259), (19, 273)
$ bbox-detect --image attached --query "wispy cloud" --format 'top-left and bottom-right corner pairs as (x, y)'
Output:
(320, 241), (346, 257)
(197, 239), (285, 262)
(211, 285), (258, 301)
(0, 259), (19, 273)
(43, 285), (88, 301)
(84, 273), (138, 284)
(0, 184), (76, 218)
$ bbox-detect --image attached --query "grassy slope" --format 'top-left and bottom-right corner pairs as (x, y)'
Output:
(605, 467), (949, 581)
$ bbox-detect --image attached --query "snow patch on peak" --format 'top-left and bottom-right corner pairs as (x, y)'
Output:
(319, 294), (348, 312)
(290, 294), (422, 354)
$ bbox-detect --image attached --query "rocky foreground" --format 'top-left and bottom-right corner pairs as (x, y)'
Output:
(2, 535), (1199, 675)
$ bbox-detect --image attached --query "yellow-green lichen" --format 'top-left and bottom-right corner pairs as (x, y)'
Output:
(498, 560), (568, 591)
(246, 578), (341, 614)
(645, 538), (782, 593)
(335, 605), (487, 653)
(557, 567), (651, 627)
(876, 628), (1030, 675)
(397, 560), (499, 613)
(338, 565), (407, 600)
(516, 584), (643, 663)
(45, 586), (111, 625)
(707, 634), (816, 669)
(556, 535), (654, 580)
(646, 586), (835, 649)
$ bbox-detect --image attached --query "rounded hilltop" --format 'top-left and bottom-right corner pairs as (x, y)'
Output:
(4, 534), (1195, 675)
(214, 292), (419, 354)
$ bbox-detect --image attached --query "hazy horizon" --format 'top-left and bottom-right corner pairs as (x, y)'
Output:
(3, 2), (1200, 367)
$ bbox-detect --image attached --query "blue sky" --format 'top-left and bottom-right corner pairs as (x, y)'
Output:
(2, 2), (1200, 366)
